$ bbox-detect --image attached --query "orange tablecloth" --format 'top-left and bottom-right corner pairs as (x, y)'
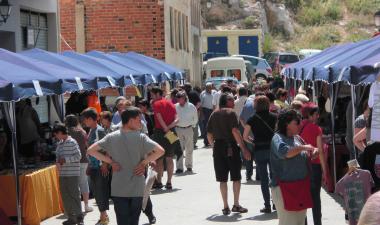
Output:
(0, 165), (63, 225)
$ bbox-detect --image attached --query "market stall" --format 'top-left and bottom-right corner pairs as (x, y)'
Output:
(0, 48), (184, 225)
(283, 36), (380, 191)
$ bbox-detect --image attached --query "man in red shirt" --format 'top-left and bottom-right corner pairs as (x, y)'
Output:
(150, 86), (178, 190)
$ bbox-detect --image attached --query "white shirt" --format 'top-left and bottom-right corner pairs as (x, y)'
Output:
(175, 102), (198, 128)
(200, 90), (216, 110)
(212, 91), (222, 109)
(368, 81), (380, 142)
(234, 96), (248, 119)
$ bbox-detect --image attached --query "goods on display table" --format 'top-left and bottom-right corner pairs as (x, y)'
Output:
(0, 165), (62, 225)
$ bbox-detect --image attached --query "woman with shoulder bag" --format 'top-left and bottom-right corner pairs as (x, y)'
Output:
(243, 95), (277, 213)
(270, 110), (318, 225)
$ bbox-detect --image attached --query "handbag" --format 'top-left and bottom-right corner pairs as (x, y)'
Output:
(277, 175), (313, 211)
(277, 136), (313, 211)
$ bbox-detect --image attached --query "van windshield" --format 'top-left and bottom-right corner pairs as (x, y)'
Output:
(228, 69), (241, 81)
(279, 55), (299, 64)
(211, 70), (224, 77)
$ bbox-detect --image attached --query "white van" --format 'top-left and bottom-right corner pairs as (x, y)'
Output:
(205, 57), (247, 82)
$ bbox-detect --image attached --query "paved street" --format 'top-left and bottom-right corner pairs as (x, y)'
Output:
(42, 140), (347, 225)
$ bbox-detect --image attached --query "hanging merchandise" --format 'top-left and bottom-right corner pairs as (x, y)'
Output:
(335, 159), (374, 225)
(368, 81), (380, 142)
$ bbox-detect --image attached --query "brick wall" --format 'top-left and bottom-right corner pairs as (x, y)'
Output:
(59, 0), (166, 59)
(60, 0), (77, 51)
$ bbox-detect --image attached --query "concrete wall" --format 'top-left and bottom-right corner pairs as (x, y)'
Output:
(202, 29), (262, 57)
(164, 0), (202, 86)
(0, 0), (58, 52)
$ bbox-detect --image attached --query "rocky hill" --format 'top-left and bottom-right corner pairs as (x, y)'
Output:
(201, 0), (378, 53)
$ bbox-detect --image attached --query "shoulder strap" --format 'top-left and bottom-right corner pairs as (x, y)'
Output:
(254, 113), (274, 134)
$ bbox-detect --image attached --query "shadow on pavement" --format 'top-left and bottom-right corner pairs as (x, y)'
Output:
(326, 192), (345, 209)
(242, 180), (261, 185)
(245, 212), (278, 221)
(151, 188), (182, 195)
(206, 213), (243, 222)
(175, 171), (198, 177)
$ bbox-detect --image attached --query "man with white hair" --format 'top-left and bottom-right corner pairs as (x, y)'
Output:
(200, 82), (216, 147)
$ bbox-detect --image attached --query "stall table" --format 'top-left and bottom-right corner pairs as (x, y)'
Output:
(0, 165), (63, 225)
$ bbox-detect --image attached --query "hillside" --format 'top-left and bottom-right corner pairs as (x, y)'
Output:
(201, 0), (378, 53)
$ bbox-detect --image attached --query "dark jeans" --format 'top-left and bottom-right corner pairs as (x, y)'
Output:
(89, 168), (110, 212)
(201, 108), (213, 145)
(311, 164), (322, 225)
(256, 158), (272, 207)
(244, 143), (254, 179)
(112, 197), (143, 225)
(143, 197), (154, 218)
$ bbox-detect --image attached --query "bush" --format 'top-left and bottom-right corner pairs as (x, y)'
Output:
(295, 26), (341, 50)
(263, 34), (274, 54)
(243, 16), (256, 28)
(285, 0), (304, 13)
(345, 0), (377, 14)
(296, 0), (342, 26)
(346, 31), (372, 42)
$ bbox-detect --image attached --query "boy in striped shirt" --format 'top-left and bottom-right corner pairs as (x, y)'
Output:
(53, 123), (83, 225)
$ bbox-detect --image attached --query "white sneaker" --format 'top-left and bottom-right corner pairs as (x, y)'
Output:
(84, 205), (93, 213)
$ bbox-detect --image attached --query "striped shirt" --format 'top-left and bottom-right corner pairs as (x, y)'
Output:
(56, 136), (81, 177)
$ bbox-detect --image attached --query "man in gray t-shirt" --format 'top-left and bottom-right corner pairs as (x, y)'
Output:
(88, 107), (164, 225)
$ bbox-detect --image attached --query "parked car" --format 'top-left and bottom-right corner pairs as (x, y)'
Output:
(299, 49), (322, 60)
(204, 77), (239, 90)
(232, 54), (272, 80)
(204, 57), (248, 82)
(263, 52), (300, 73)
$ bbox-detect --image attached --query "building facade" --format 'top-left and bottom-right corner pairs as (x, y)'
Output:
(0, 0), (59, 52)
(202, 29), (262, 57)
(60, 0), (202, 85)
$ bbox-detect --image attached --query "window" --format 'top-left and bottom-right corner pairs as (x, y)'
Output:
(175, 10), (180, 50)
(227, 69), (242, 80)
(184, 15), (189, 52)
(20, 10), (48, 50)
(179, 13), (183, 50)
(211, 70), (224, 77)
(170, 7), (174, 48)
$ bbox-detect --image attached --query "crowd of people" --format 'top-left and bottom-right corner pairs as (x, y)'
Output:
(52, 77), (380, 225)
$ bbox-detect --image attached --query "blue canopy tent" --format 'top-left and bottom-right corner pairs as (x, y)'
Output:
(62, 51), (146, 86)
(20, 48), (125, 89)
(282, 36), (380, 189)
(0, 49), (98, 93)
(0, 59), (63, 101)
(87, 51), (164, 83)
(122, 52), (185, 80)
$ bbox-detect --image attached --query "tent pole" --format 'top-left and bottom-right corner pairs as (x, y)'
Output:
(351, 85), (357, 160)
(329, 84), (337, 187)
(10, 101), (22, 225)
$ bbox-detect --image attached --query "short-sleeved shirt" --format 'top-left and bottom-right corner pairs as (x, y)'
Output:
(335, 169), (374, 225)
(240, 97), (255, 124)
(300, 120), (323, 164)
(97, 130), (157, 197)
(56, 137), (81, 177)
(207, 108), (238, 142)
(270, 133), (308, 187)
(68, 127), (88, 163)
(88, 125), (106, 168)
(152, 98), (176, 130)
(246, 111), (277, 151)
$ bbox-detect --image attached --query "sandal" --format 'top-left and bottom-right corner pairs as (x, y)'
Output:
(222, 207), (231, 215)
(231, 205), (248, 213)
(152, 182), (163, 189)
(165, 183), (172, 190)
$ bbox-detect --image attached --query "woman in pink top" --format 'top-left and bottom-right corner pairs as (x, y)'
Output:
(300, 103), (327, 225)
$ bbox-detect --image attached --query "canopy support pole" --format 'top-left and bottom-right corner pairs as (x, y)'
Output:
(329, 84), (337, 187)
(351, 85), (357, 160)
(9, 101), (22, 225)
